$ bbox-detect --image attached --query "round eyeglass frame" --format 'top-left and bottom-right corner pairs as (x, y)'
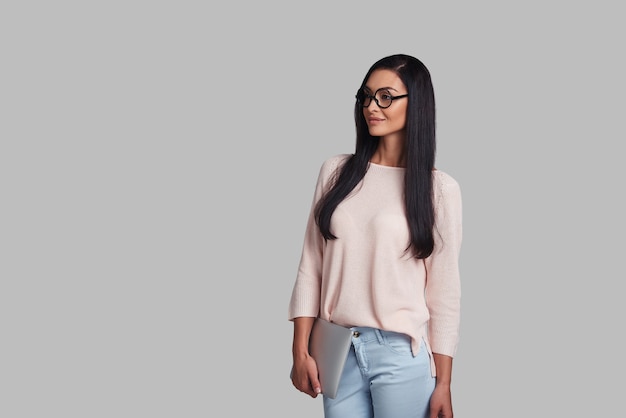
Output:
(356, 88), (409, 109)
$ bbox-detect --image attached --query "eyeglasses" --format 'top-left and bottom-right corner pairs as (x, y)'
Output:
(356, 88), (408, 109)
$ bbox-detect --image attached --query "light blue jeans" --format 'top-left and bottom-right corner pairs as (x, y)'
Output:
(323, 327), (435, 418)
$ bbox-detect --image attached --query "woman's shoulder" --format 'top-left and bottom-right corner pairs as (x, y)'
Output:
(433, 169), (460, 189)
(319, 153), (352, 176)
(322, 153), (351, 168)
(432, 169), (462, 201)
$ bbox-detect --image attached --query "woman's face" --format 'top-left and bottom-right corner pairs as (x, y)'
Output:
(362, 69), (408, 140)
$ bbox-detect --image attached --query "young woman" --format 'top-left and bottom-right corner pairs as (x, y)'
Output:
(288, 54), (462, 418)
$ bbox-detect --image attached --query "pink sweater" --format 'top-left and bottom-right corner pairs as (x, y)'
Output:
(288, 154), (462, 367)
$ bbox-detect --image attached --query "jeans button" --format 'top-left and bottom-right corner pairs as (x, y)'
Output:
(353, 331), (360, 338)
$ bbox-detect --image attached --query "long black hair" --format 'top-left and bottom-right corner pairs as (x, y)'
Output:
(314, 54), (437, 259)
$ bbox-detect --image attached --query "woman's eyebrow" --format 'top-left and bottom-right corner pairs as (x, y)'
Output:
(364, 86), (399, 92)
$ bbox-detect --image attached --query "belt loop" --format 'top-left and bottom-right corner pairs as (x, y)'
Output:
(374, 328), (384, 344)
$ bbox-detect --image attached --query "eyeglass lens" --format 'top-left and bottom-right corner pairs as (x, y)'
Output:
(357, 89), (395, 108)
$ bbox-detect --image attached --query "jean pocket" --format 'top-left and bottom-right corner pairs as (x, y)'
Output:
(381, 331), (413, 356)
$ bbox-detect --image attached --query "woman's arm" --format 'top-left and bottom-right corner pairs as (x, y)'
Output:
(290, 316), (321, 398)
(430, 353), (454, 418)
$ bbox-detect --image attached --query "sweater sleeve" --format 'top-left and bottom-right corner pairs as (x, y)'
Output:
(287, 155), (348, 321)
(424, 172), (463, 357)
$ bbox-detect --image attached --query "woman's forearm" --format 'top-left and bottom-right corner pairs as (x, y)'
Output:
(292, 316), (316, 358)
(432, 353), (453, 386)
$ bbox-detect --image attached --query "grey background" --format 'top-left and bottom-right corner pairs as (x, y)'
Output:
(1, 1), (624, 417)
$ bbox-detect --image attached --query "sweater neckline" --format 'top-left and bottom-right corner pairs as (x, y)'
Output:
(368, 162), (440, 174)
(369, 161), (406, 170)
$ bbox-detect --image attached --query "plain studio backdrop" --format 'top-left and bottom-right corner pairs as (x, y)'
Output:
(1, 1), (624, 417)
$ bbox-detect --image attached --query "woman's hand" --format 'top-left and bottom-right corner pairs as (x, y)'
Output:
(429, 383), (453, 418)
(430, 353), (454, 417)
(291, 354), (322, 398)
(291, 317), (322, 398)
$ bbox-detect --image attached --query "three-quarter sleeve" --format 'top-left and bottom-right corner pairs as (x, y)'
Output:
(287, 155), (347, 320)
(424, 173), (463, 357)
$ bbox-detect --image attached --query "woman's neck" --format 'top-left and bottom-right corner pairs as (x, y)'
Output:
(371, 139), (406, 167)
